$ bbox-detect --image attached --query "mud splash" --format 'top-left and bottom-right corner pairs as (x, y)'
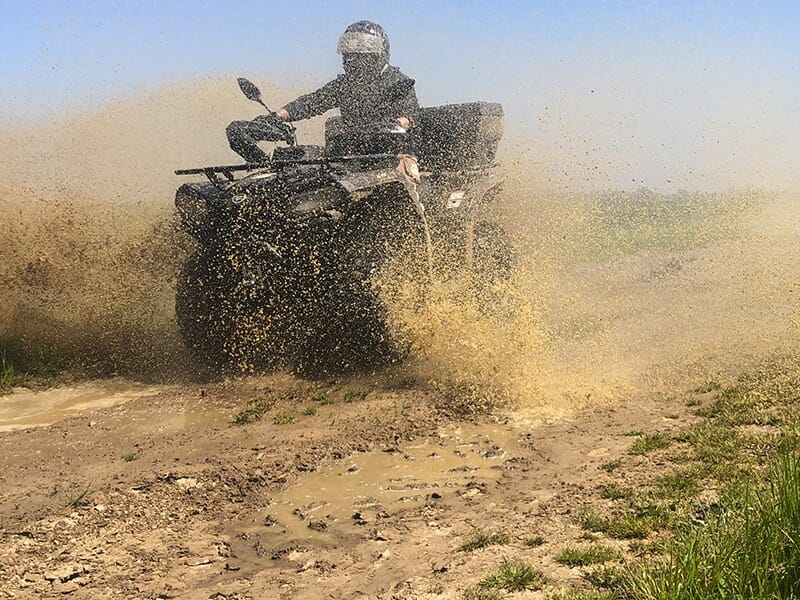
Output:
(0, 76), (320, 380)
(383, 271), (547, 411)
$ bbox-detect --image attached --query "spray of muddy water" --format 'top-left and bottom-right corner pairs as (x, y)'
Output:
(1, 78), (798, 411)
(0, 77), (320, 379)
(383, 148), (799, 414)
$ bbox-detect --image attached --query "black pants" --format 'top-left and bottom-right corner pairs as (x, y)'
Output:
(226, 115), (287, 163)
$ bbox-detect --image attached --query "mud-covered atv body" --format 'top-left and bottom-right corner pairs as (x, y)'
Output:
(175, 99), (510, 376)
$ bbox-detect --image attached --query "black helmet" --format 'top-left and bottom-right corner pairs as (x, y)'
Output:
(337, 21), (390, 59)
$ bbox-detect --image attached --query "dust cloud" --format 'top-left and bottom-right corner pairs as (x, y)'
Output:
(1, 77), (798, 411)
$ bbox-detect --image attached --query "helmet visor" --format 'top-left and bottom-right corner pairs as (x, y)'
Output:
(337, 31), (384, 54)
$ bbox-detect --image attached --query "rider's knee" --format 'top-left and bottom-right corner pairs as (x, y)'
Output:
(226, 121), (245, 144)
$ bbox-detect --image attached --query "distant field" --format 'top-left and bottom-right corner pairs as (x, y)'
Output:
(566, 188), (756, 262)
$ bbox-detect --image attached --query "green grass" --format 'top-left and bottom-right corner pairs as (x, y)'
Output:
(458, 530), (509, 552)
(693, 380), (722, 394)
(463, 588), (502, 600)
(578, 508), (655, 540)
(556, 545), (622, 567)
(600, 459), (622, 473)
(0, 347), (67, 391)
(623, 429), (645, 437)
(593, 359), (800, 599)
(232, 396), (275, 425)
(311, 390), (331, 404)
(121, 453), (137, 462)
(0, 351), (17, 391)
(302, 406), (317, 416)
(567, 189), (752, 263)
(273, 413), (295, 425)
(678, 421), (742, 469)
(621, 451), (800, 599)
(525, 535), (545, 548)
(652, 467), (702, 499)
(629, 432), (672, 455)
(344, 389), (369, 403)
(480, 559), (546, 592)
(583, 565), (624, 589)
(65, 485), (92, 509)
(547, 592), (615, 600)
(600, 482), (633, 500)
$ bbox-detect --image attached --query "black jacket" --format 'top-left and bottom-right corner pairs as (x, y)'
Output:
(282, 65), (419, 130)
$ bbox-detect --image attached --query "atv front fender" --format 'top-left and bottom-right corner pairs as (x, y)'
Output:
(331, 165), (410, 199)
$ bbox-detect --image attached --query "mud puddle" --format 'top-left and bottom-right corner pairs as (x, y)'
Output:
(227, 421), (524, 573)
(0, 380), (164, 431)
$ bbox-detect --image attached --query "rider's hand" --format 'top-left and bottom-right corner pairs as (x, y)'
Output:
(395, 116), (411, 130)
(275, 108), (290, 121)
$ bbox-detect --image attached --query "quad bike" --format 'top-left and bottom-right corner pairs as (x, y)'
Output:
(174, 78), (512, 377)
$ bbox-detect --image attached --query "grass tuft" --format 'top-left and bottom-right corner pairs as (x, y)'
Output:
(311, 390), (331, 404)
(579, 508), (654, 539)
(583, 564), (624, 589)
(65, 485), (92, 509)
(344, 389), (369, 403)
(525, 535), (545, 548)
(480, 559), (546, 591)
(273, 413), (295, 425)
(556, 545), (622, 567)
(0, 351), (17, 391)
(232, 396), (275, 426)
(629, 432), (672, 455)
(458, 530), (509, 552)
(600, 482), (633, 500)
(121, 453), (137, 462)
(463, 587), (502, 600)
(694, 380), (722, 394)
(600, 459), (622, 473)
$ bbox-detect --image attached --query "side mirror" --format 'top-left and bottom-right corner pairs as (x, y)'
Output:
(237, 77), (271, 112)
(237, 77), (263, 103)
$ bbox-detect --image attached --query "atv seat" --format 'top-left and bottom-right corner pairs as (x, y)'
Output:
(324, 102), (504, 170)
(324, 118), (413, 157)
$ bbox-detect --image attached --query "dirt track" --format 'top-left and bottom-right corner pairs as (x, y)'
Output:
(0, 369), (711, 600)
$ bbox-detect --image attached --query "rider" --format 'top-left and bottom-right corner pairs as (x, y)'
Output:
(226, 21), (419, 163)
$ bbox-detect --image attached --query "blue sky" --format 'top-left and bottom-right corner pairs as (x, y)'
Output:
(2, 0), (799, 189)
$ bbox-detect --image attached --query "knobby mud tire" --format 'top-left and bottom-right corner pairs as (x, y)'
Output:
(292, 195), (415, 378)
(175, 251), (287, 374)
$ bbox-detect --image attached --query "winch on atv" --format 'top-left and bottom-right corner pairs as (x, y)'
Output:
(174, 78), (511, 377)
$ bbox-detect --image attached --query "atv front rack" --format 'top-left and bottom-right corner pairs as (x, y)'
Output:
(175, 154), (398, 183)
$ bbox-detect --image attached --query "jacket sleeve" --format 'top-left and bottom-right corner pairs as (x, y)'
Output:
(399, 82), (419, 127)
(282, 77), (343, 121)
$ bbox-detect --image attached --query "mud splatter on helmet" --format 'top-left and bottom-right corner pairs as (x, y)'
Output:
(337, 21), (390, 60)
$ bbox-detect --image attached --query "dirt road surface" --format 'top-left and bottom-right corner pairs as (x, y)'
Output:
(0, 368), (711, 600)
